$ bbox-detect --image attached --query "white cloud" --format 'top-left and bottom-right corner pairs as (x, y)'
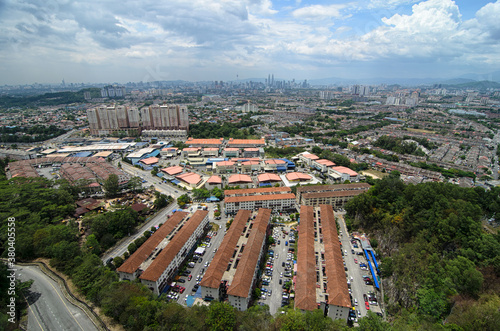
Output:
(292, 4), (350, 21)
(1, 0), (500, 84)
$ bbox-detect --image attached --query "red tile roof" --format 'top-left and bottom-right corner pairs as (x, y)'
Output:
(315, 159), (336, 167)
(257, 173), (281, 182)
(161, 165), (184, 175)
(264, 159), (286, 165)
(207, 175), (222, 184)
(140, 210), (208, 282)
(331, 166), (358, 177)
(176, 172), (202, 185)
(286, 172), (312, 181)
(320, 205), (351, 308)
(186, 138), (223, 146)
(215, 161), (235, 167)
(200, 210), (251, 289)
(227, 138), (265, 146)
(301, 152), (319, 160)
(140, 157), (159, 165)
(227, 208), (271, 298)
(117, 211), (188, 274)
(227, 174), (252, 184)
(295, 205), (318, 311)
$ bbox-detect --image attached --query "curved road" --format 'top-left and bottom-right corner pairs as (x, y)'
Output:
(16, 264), (98, 331)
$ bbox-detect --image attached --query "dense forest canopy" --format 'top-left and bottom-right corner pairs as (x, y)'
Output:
(345, 173), (500, 329)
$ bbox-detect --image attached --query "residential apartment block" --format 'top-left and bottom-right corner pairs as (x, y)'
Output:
(201, 208), (271, 311)
(296, 183), (370, 208)
(225, 188), (296, 214)
(117, 210), (209, 295)
(87, 103), (188, 136)
(295, 205), (351, 321)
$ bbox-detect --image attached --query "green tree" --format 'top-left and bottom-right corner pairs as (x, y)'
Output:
(127, 176), (142, 192)
(84, 234), (102, 255)
(103, 174), (120, 198)
(177, 194), (191, 208)
(206, 302), (236, 331)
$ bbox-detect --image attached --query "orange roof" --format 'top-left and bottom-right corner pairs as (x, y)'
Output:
(201, 210), (251, 289)
(315, 159), (336, 167)
(161, 165), (184, 175)
(140, 157), (159, 165)
(295, 206), (317, 311)
(331, 166), (358, 177)
(227, 174), (252, 184)
(185, 138), (224, 146)
(161, 147), (178, 151)
(241, 160), (260, 166)
(244, 148), (259, 151)
(264, 159), (286, 165)
(320, 205), (351, 308)
(227, 138), (265, 146)
(215, 161), (235, 167)
(176, 172), (202, 185)
(301, 152), (319, 160)
(257, 173), (281, 182)
(227, 208), (271, 298)
(204, 147), (219, 151)
(207, 175), (222, 184)
(117, 211), (188, 274)
(225, 193), (295, 203)
(140, 210), (208, 282)
(225, 148), (240, 151)
(286, 172), (312, 181)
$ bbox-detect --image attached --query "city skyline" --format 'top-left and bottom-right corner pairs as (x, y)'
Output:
(1, 0), (499, 85)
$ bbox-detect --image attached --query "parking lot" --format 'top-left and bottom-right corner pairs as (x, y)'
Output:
(162, 203), (227, 305)
(255, 224), (296, 314)
(337, 213), (383, 323)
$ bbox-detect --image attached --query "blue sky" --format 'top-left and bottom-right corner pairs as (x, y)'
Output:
(0, 0), (499, 84)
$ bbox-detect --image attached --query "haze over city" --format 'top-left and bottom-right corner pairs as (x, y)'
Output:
(1, 0), (499, 85)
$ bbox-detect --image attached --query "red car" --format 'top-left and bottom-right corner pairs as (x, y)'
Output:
(354, 259), (358, 264)
(188, 275), (192, 281)
(179, 287), (185, 294)
(365, 302), (370, 310)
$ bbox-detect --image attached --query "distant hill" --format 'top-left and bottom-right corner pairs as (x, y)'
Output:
(0, 88), (101, 108)
(436, 78), (476, 85)
(444, 80), (500, 89)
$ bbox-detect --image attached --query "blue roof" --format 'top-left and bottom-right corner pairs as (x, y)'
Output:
(73, 151), (93, 157)
(135, 142), (149, 147)
(206, 196), (220, 202)
(147, 150), (161, 158)
(156, 173), (164, 177)
(171, 179), (181, 184)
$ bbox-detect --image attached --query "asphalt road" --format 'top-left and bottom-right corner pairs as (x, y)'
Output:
(16, 264), (98, 331)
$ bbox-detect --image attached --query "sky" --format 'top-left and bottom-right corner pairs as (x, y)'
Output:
(0, 0), (499, 85)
